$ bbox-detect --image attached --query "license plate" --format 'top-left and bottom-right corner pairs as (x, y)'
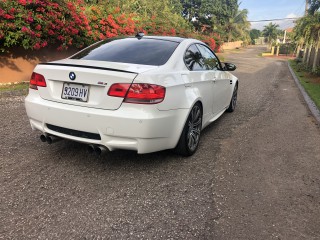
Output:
(61, 83), (89, 102)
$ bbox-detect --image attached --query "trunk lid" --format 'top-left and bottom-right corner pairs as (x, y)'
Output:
(34, 59), (157, 110)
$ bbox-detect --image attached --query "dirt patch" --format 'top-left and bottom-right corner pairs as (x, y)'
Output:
(305, 73), (320, 84)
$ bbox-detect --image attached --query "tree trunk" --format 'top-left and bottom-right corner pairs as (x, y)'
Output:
(306, 42), (313, 66)
(303, 44), (308, 63)
(296, 44), (301, 58)
(312, 32), (320, 72)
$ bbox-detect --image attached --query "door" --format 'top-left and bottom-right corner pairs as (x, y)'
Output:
(183, 44), (215, 123)
(196, 44), (230, 114)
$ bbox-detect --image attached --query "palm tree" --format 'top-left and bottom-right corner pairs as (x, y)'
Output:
(224, 8), (250, 43)
(293, 12), (320, 70)
(262, 22), (280, 45)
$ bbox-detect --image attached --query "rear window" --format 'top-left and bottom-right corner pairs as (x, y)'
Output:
(70, 38), (180, 66)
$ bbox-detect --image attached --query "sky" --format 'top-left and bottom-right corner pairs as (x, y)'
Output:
(239, 0), (306, 30)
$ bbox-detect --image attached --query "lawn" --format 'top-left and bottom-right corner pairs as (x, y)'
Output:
(0, 82), (29, 93)
(289, 60), (320, 110)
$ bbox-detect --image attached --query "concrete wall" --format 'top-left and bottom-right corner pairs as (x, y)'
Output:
(221, 41), (243, 50)
(0, 47), (78, 84)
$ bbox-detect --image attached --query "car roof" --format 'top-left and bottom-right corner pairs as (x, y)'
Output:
(140, 36), (187, 43)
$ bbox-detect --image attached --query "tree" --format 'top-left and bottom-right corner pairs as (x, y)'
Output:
(308, 0), (320, 15)
(250, 29), (261, 44)
(223, 8), (250, 43)
(293, 12), (320, 71)
(262, 22), (280, 44)
(181, 0), (238, 29)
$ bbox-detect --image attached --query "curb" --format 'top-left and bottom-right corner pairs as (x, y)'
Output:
(288, 62), (320, 125)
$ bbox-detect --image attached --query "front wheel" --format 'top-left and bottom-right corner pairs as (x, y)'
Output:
(175, 103), (202, 156)
(227, 83), (238, 112)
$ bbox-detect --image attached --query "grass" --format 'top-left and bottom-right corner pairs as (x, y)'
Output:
(289, 60), (320, 110)
(0, 82), (29, 92)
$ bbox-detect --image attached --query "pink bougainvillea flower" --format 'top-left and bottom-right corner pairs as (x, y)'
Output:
(26, 16), (33, 23)
(18, 0), (27, 5)
(21, 26), (29, 32)
(33, 42), (41, 49)
(4, 14), (14, 19)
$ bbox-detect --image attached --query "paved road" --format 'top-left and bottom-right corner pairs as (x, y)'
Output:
(1, 46), (320, 240)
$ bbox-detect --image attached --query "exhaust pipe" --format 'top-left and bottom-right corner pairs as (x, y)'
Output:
(94, 146), (109, 156)
(87, 145), (95, 154)
(40, 134), (47, 142)
(46, 135), (62, 144)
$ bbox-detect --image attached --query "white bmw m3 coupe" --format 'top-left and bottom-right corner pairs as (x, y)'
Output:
(25, 34), (238, 156)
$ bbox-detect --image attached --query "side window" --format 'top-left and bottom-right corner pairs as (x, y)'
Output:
(184, 44), (205, 71)
(196, 44), (220, 70)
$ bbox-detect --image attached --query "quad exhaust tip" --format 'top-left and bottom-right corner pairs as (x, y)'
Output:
(87, 145), (109, 156)
(40, 134), (62, 144)
(40, 134), (47, 142)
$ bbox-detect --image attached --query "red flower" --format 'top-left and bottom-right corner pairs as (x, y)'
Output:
(33, 42), (41, 50)
(35, 25), (41, 31)
(3, 14), (14, 19)
(99, 33), (105, 40)
(71, 28), (79, 35)
(57, 35), (64, 41)
(26, 16), (33, 23)
(42, 41), (48, 47)
(18, 0), (27, 5)
(21, 26), (29, 32)
(48, 30), (54, 35)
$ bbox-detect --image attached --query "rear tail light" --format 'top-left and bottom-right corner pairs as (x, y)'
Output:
(29, 72), (46, 90)
(108, 83), (166, 104)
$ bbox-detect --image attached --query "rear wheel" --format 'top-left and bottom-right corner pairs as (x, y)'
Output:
(175, 103), (202, 156)
(227, 83), (238, 112)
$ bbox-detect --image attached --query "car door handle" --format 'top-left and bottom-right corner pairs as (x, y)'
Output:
(184, 83), (192, 87)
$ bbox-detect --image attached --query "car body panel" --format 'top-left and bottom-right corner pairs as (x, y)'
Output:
(25, 36), (238, 154)
(25, 90), (189, 153)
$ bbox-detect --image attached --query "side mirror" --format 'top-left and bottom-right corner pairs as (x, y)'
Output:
(223, 62), (237, 71)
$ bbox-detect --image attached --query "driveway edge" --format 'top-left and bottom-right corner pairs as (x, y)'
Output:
(288, 62), (320, 124)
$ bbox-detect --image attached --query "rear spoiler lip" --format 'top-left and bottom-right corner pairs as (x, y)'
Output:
(38, 62), (138, 74)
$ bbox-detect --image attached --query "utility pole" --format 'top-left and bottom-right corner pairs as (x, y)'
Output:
(305, 0), (308, 15)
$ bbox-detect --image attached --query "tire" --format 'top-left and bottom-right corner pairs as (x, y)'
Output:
(227, 83), (238, 112)
(175, 103), (202, 156)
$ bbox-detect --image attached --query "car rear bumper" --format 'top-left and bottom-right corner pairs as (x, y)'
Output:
(25, 90), (188, 154)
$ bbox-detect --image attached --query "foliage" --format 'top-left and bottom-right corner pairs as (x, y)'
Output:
(293, 12), (320, 46)
(0, 0), (247, 53)
(250, 29), (261, 44)
(0, 0), (93, 50)
(308, 0), (320, 15)
(262, 22), (280, 44)
(278, 43), (295, 55)
(180, 0), (250, 43)
(223, 8), (251, 44)
(289, 60), (320, 109)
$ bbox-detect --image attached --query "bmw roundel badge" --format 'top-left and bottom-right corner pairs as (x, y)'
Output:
(69, 72), (76, 80)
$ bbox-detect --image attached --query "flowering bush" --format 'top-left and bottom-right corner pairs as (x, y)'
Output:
(0, 0), (93, 50)
(0, 0), (221, 52)
(86, 5), (136, 41)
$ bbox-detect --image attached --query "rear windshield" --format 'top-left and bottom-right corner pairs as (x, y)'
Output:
(70, 38), (180, 66)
